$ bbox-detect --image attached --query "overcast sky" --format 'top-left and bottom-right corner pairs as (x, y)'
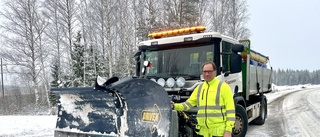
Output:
(247, 0), (320, 71)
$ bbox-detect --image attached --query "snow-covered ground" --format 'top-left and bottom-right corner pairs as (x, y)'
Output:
(265, 84), (320, 103)
(0, 115), (56, 137)
(0, 84), (319, 137)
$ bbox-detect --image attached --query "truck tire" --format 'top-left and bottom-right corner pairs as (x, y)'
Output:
(232, 104), (248, 137)
(170, 110), (179, 137)
(252, 95), (267, 125)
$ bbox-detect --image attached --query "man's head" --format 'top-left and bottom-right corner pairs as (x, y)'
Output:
(202, 61), (216, 82)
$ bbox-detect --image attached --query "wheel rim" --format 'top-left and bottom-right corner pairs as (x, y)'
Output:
(233, 113), (243, 135)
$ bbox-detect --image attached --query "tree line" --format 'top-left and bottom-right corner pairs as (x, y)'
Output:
(273, 69), (320, 86)
(0, 0), (250, 114)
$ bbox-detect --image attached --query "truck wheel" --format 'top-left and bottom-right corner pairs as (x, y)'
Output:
(232, 104), (248, 137)
(252, 96), (267, 125)
(170, 110), (179, 137)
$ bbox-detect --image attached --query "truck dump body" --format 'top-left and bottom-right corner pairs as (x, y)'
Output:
(240, 40), (272, 98)
(248, 60), (272, 95)
(52, 77), (172, 137)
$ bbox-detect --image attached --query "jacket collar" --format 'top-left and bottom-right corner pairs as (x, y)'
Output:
(205, 77), (218, 85)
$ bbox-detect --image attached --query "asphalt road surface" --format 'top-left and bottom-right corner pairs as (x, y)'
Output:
(247, 88), (320, 137)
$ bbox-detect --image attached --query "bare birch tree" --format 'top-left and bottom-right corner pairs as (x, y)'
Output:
(43, 0), (64, 87)
(113, 0), (136, 77)
(227, 0), (250, 39)
(206, 0), (250, 38)
(206, 0), (230, 33)
(59, 0), (79, 67)
(162, 0), (201, 28)
(33, 5), (50, 108)
(0, 0), (47, 109)
(97, 0), (114, 78)
(44, 0), (79, 86)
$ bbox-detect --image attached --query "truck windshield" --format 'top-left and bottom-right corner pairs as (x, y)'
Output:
(143, 44), (215, 79)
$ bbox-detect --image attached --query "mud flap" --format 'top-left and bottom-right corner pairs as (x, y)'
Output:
(52, 77), (172, 137)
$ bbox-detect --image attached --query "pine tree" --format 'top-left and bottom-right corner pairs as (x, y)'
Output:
(69, 31), (85, 87)
(83, 44), (100, 86)
(49, 58), (60, 106)
(50, 58), (60, 88)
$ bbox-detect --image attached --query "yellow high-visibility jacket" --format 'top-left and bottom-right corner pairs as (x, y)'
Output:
(173, 77), (235, 135)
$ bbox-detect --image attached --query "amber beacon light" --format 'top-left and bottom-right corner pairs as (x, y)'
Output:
(148, 26), (206, 38)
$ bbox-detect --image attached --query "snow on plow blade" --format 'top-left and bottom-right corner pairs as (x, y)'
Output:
(51, 77), (172, 137)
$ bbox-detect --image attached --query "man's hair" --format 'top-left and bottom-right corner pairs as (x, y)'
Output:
(202, 61), (216, 71)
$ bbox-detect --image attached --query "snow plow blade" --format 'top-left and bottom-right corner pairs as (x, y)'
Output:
(51, 77), (172, 137)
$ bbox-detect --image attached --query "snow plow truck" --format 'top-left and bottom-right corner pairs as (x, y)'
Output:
(51, 26), (272, 137)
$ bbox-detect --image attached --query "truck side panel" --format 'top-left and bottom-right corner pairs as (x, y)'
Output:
(248, 64), (272, 95)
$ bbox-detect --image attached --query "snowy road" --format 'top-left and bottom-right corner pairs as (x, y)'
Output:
(247, 88), (320, 137)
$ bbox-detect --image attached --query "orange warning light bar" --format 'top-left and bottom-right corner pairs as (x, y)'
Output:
(148, 26), (206, 39)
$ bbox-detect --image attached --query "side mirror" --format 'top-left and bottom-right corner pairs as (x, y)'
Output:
(232, 44), (244, 52)
(230, 53), (242, 73)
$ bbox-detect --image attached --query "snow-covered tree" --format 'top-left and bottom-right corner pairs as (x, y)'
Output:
(68, 31), (85, 87)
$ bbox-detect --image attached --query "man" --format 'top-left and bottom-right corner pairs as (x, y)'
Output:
(172, 61), (235, 137)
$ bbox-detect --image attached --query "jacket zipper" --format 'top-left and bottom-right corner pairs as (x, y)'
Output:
(221, 107), (225, 121)
(205, 82), (209, 129)
(202, 89), (205, 100)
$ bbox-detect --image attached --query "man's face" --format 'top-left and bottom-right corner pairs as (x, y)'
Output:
(202, 64), (216, 82)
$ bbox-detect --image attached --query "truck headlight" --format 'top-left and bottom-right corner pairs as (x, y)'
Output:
(176, 77), (186, 87)
(166, 78), (175, 88)
(157, 78), (165, 87)
(150, 78), (156, 82)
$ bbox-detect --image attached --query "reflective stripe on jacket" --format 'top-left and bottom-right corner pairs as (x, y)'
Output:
(173, 77), (235, 135)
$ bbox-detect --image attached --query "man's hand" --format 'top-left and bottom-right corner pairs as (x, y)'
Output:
(223, 131), (232, 137)
(170, 101), (174, 109)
